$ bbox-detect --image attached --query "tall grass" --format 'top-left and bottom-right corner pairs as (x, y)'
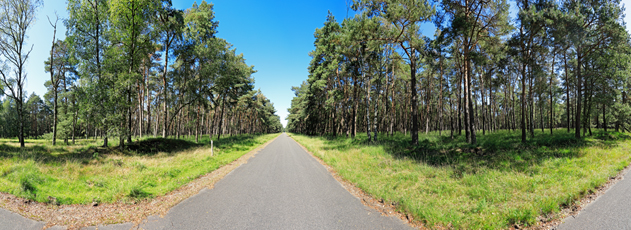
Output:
(290, 129), (631, 229)
(0, 133), (279, 205)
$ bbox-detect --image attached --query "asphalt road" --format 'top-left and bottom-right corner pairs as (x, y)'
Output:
(1, 133), (410, 230)
(0, 208), (45, 230)
(558, 169), (631, 230)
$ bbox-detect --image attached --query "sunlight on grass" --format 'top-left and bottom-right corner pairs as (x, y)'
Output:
(0, 133), (279, 205)
(290, 130), (631, 229)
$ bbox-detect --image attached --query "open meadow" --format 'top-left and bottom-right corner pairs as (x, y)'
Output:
(290, 129), (631, 229)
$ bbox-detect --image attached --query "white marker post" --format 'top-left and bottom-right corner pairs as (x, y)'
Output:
(211, 140), (214, 156)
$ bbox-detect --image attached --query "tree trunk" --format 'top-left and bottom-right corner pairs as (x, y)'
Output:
(162, 42), (170, 138)
(218, 94), (226, 140)
(521, 63), (527, 143)
(550, 54), (555, 135)
(439, 53), (444, 136)
(352, 72), (358, 138)
(603, 104), (607, 132)
(564, 52), (570, 133)
(365, 68), (371, 141)
(410, 55), (419, 145)
(575, 47), (582, 139)
(464, 54), (476, 144)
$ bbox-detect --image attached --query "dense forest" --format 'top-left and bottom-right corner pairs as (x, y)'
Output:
(0, 0), (282, 147)
(287, 0), (631, 145)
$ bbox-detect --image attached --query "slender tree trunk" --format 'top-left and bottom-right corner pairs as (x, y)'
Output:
(521, 63), (527, 143)
(575, 48), (582, 139)
(464, 53), (476, 144)
(564, 52), (570, 133)
(529, 68), (535, 138)
(481, 69), (486, 135)
(439, 53), (444, 136)
(49, 18), (58, 146)
(352, 72), (358, 138)
(458, 66), (463, 136)
(365, 68), (372, 141)
(218, 94), (226, 140)
(147, 89), (152, 136)
(410, 56), (419, 145)
(550, 54), (555, 135)
(603, 104), (607, 132)
(196, 103), (200, 143)
(162, 40), (170, 138)
(425, 69), (432, 135)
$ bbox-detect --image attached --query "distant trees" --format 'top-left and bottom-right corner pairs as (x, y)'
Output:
(0, 0), (281, 146)
(287, 0), (631, 144)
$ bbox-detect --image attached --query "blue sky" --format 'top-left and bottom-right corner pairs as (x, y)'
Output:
(17, 0), (631, 127)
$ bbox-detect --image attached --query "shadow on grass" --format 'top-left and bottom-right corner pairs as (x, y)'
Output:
(315, 129), (631, 173)
(0, 134), (263, 164)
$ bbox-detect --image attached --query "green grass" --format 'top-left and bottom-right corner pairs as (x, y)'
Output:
(290, 129), (631, 229)
(0, 133), (279, 205)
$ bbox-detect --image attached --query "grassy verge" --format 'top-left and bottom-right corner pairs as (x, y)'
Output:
(0, 133), (279, 205)
(290, 129), (631, 229)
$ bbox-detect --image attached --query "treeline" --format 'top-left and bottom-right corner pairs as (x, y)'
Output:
(0, 0), (282, 148)
(287, 0), (631, 145)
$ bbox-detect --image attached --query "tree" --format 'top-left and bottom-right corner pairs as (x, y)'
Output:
(560, 0), (626, 138)
(109, 0), (159, 146)
(65, 0), (110, 146)
(353, 0), (435, 145)
(443, 0), (510, 144)
(47, 14), (60, 145)
(0, 0), (42, 147)
(157, 0), (184, 138)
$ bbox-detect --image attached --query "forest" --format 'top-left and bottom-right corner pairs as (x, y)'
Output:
(0, 0), (283, 148)
(287, 0), (631, 145)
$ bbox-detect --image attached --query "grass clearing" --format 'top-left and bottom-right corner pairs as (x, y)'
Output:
(0, 133), (279, 205)
(290, 129), (631, 229)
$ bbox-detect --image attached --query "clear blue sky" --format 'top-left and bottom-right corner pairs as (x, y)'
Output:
(19, 0), (631, 127)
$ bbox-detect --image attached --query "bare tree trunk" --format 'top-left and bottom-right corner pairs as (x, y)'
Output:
(521, 63), (527, 143)
(439, 53), (444, 136)
(550, 54), (555, 135)
(196, 103), (200, 143)
(410, 54), (419, 145)
(603, 104), (607, 132)
(464, 54), (476, 144)
(575, 47), (582, 139)
(352, 73), (358, 138)
(365, 69), (371, 141)
(425, 69), (432, 135)
(218, 94), (226, 140)
(565, 52), (570, 133)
